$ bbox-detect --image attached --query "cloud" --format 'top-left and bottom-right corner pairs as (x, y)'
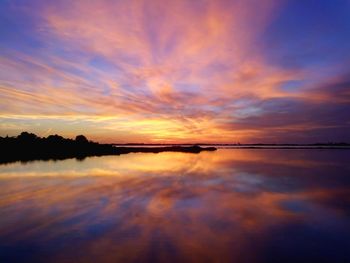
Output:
(0, 0), (349, 142)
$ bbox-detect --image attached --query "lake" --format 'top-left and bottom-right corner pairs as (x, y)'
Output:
(0, 149), (349, 262)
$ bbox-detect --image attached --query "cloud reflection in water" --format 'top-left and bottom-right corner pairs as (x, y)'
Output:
(0, 149), (349, 262)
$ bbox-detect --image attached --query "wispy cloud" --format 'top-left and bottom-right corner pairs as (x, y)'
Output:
(0, 0), (349, 142)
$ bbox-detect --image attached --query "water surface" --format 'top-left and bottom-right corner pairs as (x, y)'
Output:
(0, 149), (349, 262)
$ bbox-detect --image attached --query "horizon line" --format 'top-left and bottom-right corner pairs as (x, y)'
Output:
(111, 142), (350, 145)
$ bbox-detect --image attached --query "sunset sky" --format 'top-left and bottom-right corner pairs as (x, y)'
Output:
(0, 0), (349, 143)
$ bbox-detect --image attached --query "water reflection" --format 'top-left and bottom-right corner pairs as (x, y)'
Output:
(0, 149), (349, 262)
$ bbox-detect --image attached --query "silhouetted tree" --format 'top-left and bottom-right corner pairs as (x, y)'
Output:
(47, 134), (65, 143)
(17, 132), (38, 142)
(75, 135), (88, 144)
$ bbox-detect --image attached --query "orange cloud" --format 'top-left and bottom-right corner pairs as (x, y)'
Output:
(1, 0), (348, 143)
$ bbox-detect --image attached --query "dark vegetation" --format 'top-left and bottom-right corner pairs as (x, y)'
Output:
(0, 132), (216, 164)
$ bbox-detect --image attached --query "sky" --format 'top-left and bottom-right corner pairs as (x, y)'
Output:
(0, 0), (349, 143)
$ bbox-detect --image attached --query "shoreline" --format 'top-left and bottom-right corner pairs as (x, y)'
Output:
(1, 132), (349, 164)
(0, 145), (217, 164)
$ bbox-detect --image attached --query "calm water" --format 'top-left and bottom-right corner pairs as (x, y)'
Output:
(0, 149), (349, 263)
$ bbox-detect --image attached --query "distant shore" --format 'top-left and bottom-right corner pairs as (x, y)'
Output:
(0, 132), (216, 164)
(113, 143), (350, 150)
(113, 142), (350, 146)
(113, 144), (350, 149)
(1, 132), (349, 164)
